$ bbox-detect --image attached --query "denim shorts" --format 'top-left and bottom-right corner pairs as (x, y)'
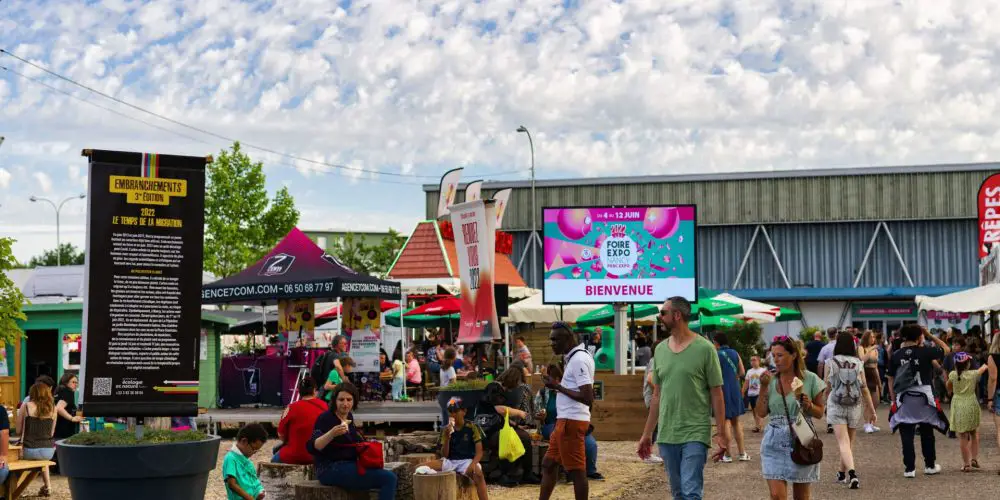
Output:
(23, 448), (55, 461)
(760, 416), (820, 483)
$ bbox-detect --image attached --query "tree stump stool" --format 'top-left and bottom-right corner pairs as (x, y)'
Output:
(256, 462), (313, 500)
(531, 441), (549, 477)
(386, 462), (415, 500)
(294, 482), (370, 500)
(413, 471), (477, 500)
(400, 453), (437, 468)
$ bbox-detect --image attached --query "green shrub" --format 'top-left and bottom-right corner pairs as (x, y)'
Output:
(798, 326), (823, 345)
(430, 379), (491, 392)
(64, 429), (209, 446)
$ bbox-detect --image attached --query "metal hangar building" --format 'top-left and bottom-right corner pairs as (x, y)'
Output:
(423, 163), (996, 338)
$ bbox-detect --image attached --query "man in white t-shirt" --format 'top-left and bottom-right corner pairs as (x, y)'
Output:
(539, 322), (595, 500)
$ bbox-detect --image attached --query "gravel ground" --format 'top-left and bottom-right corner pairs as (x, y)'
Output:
(625, 406), (1000, 499)
(29, 406), (996, 499)
(27, 438), (665, 499)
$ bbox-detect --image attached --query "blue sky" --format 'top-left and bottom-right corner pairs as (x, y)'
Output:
(3, 0), (1000, 262)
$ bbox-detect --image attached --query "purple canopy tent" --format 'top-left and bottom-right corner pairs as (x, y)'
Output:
(203, 227), (401, 406)
(202, 227), (401, 305)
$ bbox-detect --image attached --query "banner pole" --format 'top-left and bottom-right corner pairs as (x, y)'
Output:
(400, 292), (407, 400)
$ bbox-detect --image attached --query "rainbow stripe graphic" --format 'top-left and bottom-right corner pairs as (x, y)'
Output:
(154, 380), (199, 395)
(141, 153), (159, 178)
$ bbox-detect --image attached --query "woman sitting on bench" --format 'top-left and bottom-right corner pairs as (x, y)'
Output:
(307, 383), (398, 500)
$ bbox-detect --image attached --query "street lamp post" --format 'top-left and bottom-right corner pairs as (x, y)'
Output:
(30, 194), (86, 266)
(516, 125), (537, 286)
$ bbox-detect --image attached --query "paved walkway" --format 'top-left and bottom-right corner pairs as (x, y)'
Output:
(623, 406), (1000, 499)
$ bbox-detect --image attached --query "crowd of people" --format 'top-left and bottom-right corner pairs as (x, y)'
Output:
(219, 323), (606, 500)
(639, 296), (1000, 500)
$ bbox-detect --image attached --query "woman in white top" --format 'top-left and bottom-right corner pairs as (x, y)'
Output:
(824, 334), (877, 489)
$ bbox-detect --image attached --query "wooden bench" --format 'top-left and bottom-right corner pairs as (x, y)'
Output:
(2, 460), (55, 500)
(294, 462), (413, 500)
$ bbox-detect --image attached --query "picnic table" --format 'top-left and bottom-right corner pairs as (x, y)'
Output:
(3, 460), (55, 500)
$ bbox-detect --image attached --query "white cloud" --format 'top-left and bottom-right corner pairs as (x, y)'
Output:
(0, 168), (10, 189)
(33, 172), (52, 193)
(2, 0), (1000, 260)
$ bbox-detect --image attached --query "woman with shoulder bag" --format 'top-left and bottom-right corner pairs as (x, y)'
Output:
(307, 383), (396, 500)
(756, 336), (826, 500)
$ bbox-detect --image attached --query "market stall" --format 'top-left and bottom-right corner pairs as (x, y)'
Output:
(202, 227), (400, 407)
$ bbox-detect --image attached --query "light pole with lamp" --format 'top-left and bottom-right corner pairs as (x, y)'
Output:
(30, 194), (86, 266)
(516, 125), (538, 287)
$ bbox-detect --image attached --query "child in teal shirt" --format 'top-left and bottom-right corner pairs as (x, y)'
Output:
(324, 357), (355, 402)
(223, 423), (268, 500)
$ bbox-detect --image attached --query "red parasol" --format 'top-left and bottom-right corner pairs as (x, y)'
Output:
(403, 296), (462, 316)
(316, 300), (399, 320)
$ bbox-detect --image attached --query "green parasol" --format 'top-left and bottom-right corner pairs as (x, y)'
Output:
(691, 297), (744, 316)
(575, 304), (659, 327)
(689, 315), (745, 330)
(384, 308), (459, 328)
(774, 307), (802, 322)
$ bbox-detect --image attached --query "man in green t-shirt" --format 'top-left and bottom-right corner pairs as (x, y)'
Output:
(638, 296), (728, 500)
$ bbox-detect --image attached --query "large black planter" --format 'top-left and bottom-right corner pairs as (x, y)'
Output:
(437, 389), (486, 424)
(56, 435), (221, 500)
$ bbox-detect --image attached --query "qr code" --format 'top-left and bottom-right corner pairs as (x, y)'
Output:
(93, 377), (112, 396)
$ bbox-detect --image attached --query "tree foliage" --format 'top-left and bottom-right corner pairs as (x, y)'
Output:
(329, 230), (408, 278)
(204, 142), (300, 278)
(712, 322), (766, 366)
(0, 237), (27, 346)
(28, 243), (85, 267)
(798, 325), (824, 345)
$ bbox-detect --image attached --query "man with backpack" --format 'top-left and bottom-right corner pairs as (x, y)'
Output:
(887, 325), (951, 478)
(311, 335), (349, 400)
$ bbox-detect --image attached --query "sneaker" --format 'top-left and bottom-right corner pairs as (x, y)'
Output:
(827, 424), (834, 434)
(870, 425), (881, 432)
(850, 477), (860, 489)
(642, 455), (664, 464)
(738, 453), (751, 462)
(587, 472), (606, 481)
(720, 455), (733, 463)
(836, 471), (847, 484)
(864, 423), (874, 434)
(903, 470), (916, 478)
(924, 464), (942, 475)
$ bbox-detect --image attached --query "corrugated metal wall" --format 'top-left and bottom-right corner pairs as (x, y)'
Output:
(426, 170), (994, 231)
(509, 219), (978, 290)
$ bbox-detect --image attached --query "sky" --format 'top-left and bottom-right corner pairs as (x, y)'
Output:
(2, 0), (1000, 263)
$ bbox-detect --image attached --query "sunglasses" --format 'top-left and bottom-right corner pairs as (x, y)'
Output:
(772, 335), (792, 343)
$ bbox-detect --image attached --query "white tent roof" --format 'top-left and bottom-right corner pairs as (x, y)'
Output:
(506, 292), (599, 323)
(916, 284), (1000, 313)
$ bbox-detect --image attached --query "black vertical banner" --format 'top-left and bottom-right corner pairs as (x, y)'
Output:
(81, 150), (207, 417)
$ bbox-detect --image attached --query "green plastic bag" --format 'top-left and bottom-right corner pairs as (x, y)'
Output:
(498, 409), (525, 462)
